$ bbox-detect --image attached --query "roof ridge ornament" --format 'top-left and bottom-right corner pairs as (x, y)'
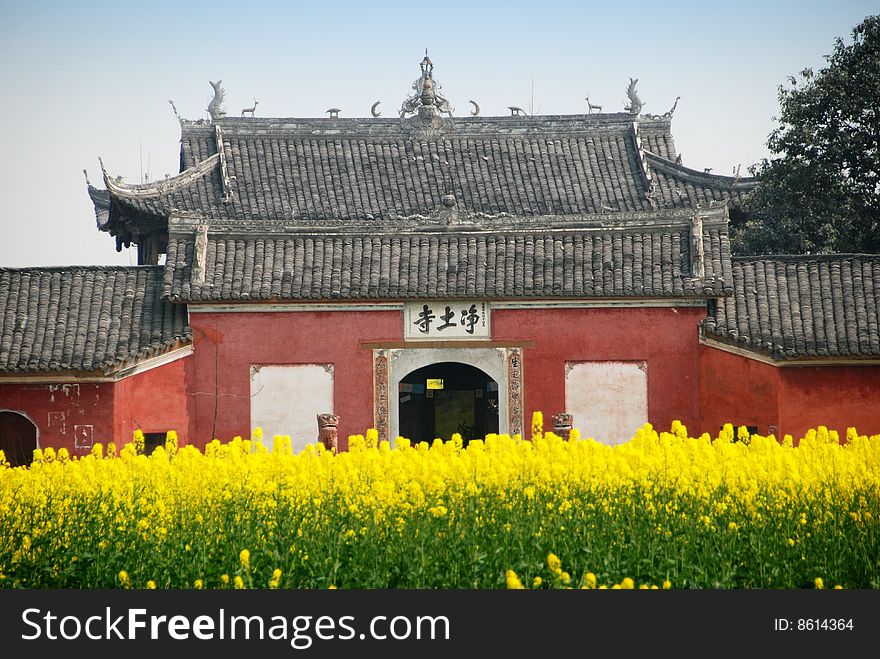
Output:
(208, 80), (226, 122)
(169, 100), (183, 123)
(624, 78), (643, 115)
(241, 99), (258, 117)
(399, 50), (454, 119)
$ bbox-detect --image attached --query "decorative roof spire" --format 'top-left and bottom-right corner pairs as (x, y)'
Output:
(208, 80), (226, 122)
(624, 78), (643, 115)
(399, 50), (454, 118)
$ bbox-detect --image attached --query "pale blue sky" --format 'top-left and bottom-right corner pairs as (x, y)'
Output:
(0, 0), (875, 266)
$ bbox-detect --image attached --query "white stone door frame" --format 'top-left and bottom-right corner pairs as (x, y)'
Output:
(372, 347), (524, 442)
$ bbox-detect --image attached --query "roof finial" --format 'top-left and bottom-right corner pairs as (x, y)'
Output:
(399, 51), (454, 118)
(624, 78), (643, 115)
(208, 80), (226, 122)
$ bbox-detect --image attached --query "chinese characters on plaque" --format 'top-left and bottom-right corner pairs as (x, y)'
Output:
(404, 301), (490, 340)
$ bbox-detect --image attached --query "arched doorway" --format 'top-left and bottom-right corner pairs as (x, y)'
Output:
(0, 411), (38, 468)
(399, 362), (499, 444)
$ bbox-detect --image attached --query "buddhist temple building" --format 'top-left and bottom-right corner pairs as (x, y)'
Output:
(2, 55), (878, 464)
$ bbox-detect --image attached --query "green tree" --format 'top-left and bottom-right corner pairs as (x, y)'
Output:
(733, 15), (880, 255)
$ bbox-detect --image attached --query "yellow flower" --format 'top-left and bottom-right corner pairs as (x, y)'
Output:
(582, 572), (597, 589)
(532, 576), (543, 588)
(194, 579), (204, 589)
(134, 429), (145, 454)
(146, 580), (156, 589)
(546, 553), (562, 574)
(269, 568), (282, 589)
(814, 577), (824, 590)
(118, 571), (131, 589)
(220, 574), (230, 586)
(234, 575), (244, 589)
(531, 411), (544, 440)
(239, 549), (250, 569)
(620, 577), (634, 590)
(662, 580), (672, 590)
(505, 570), (525, 590)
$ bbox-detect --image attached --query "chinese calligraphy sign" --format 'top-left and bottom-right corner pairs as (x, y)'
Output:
(404, 301), (490, 340)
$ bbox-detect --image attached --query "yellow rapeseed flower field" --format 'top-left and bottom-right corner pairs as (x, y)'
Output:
(0, 419), (878, 589)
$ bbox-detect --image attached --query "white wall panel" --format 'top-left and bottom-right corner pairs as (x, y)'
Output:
(565, 361), (647, 445)
(250, 364), (333, 453)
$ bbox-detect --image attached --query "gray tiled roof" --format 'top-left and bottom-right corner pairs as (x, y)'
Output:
(101, 114), (755, 226)
(702, 255), (880, 359)
(163, 225), (732, 302)
(0, 267), (191, 373)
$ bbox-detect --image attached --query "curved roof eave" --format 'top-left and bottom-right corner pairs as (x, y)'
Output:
(100, 153), (220, 201)
(644, 150), (758, 191)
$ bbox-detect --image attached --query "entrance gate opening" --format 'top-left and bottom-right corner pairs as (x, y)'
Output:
(398, 362), (499, 444)
(0, 411), (38, 468)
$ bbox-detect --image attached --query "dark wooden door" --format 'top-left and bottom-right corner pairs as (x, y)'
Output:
(0, 411), (37, 467)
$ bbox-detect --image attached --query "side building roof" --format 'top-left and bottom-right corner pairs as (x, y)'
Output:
(0, 266), (191, 374)
(702, 254), (880, 361)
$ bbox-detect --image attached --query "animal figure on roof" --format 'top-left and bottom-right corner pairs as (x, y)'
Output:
(241, 99), (258, 117)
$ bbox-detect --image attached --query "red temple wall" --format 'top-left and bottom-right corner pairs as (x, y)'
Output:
(777, 365), (880, 438)
(7, 308), (877, 453)
(699, 345), (780, 436)
(699, 344), (880, 440)
(187, 305), (705, 447)
(188, 309), (402, 449)
(113, 355), (193, 445)
(0, 382), (115, 455)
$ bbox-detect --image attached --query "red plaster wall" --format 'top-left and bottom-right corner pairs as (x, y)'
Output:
(113, 356), (192, 445)
(494, 307), (706, 435)
(0, 382), (115, 455)
(188, 310), (402, 449)
(699, 345), (779, 436)
(188, 305), (705, 448)
(778, 365), (880, 438)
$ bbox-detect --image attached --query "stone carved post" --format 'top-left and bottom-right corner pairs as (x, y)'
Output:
(552, 413), (573, 440)
(317, 414), (340, 454)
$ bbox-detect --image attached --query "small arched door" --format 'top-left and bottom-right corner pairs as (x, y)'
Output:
(0, 411), (38, 468)
(398, 362), (499, 444)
